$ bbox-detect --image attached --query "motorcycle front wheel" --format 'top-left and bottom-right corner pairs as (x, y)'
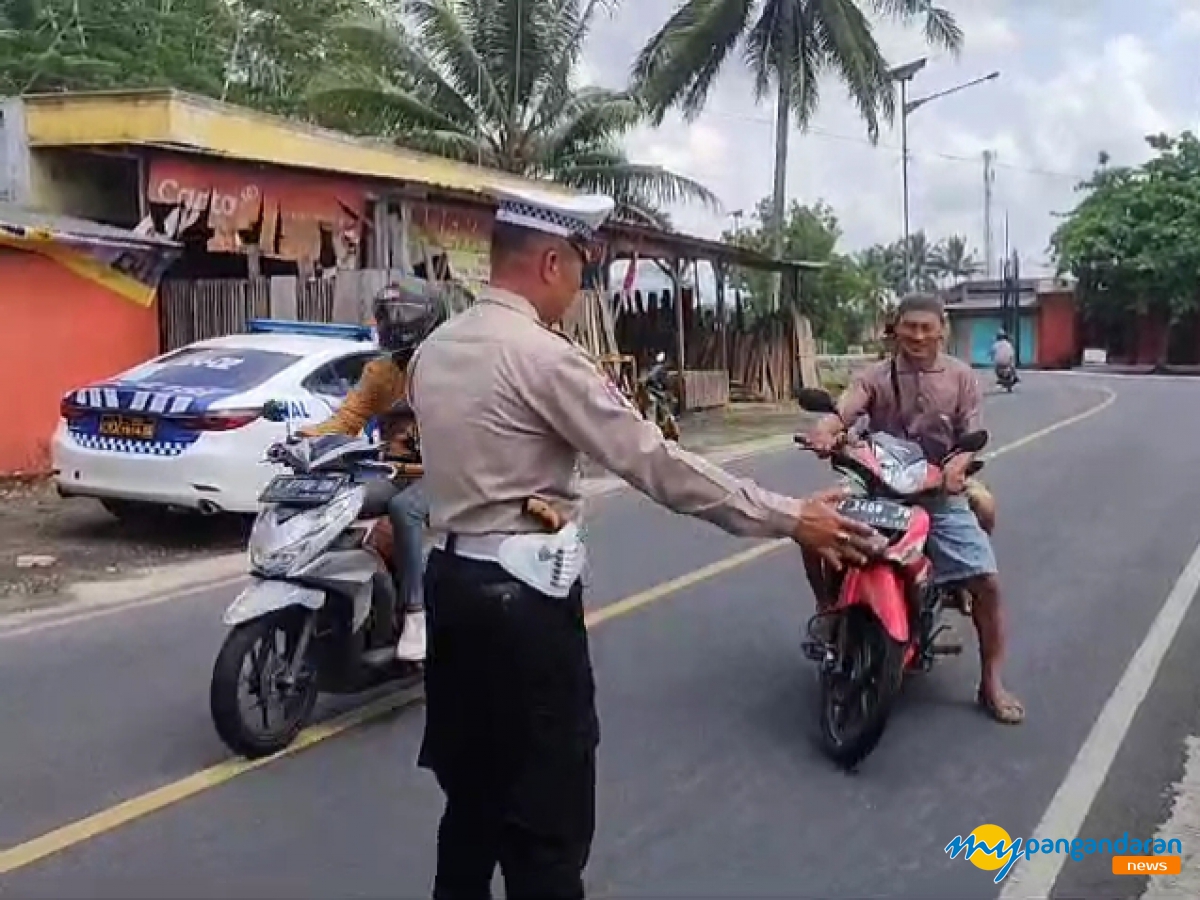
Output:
(210, 610), (319, 759)
(818, 606), (905, 769)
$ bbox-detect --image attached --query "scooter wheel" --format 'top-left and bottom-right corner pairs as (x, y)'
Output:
(210, 612), (319, 759)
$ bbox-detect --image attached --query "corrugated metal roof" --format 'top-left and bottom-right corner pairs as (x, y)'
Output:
(0, 201), (178, 249)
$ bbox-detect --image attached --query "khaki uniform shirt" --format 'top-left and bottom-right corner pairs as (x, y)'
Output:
(836, 352), (983, 462)
(408, 287), (801, 538)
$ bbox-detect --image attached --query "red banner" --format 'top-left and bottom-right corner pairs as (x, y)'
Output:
(147, 155), (368, 267)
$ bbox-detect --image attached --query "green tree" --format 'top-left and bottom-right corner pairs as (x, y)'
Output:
(632, 0), (961, 260)
(307, 0), (718, 222)
(723, 197), (883, 350)
(0, 0), (364, 117)
(934, 234), (981, 285)
(897, 230), (940, 290)
(857, 242), (905, 298)
(1051, 132), (1200, 361)
(0, 0), (237, 97)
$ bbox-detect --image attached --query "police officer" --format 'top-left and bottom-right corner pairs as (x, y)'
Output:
(408, 187), (877, 899)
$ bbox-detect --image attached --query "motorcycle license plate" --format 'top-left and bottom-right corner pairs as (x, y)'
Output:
(259, 473), (347, 505)
(837, 498), (912, 531)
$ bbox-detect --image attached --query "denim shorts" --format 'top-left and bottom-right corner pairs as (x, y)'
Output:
(924, 495), (998, 586)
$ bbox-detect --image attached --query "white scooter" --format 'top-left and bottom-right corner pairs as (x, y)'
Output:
(208, 400), (422, 759)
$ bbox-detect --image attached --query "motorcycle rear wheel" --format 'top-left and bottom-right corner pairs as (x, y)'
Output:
(818, 606), (905, 768)
(210, 611), (319, 759)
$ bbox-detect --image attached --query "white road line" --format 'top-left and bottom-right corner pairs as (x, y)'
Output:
(998, 539), (1200, 899)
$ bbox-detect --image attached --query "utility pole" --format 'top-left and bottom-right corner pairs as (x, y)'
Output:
(983, 151), (995, 279)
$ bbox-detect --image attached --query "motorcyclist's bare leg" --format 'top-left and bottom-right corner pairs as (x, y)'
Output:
(966, 574), (1024, 723)
(965, 482), (996, 535)
(802, 548), (834, 611)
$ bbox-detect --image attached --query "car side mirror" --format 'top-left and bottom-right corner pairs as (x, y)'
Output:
(955, 429), (989, 454)
(262, 400), (288, 423)
(797, 388), (837, 414)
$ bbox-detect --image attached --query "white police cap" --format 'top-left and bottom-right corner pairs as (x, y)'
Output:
(494, 186), (615, 242)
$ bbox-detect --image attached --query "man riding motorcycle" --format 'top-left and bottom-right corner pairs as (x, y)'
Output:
(802, 292), (1023, 724)
(300, 280), (448, 662)
(991, 330), (1018, 385)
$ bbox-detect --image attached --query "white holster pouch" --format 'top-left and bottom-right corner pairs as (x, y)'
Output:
(497, 521), (587, 599)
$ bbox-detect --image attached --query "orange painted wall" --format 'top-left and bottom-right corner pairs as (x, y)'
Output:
(0, 248), (159, 475)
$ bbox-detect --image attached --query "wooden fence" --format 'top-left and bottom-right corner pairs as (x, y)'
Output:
(159, 272), (617, 357)
(159, 272), (422, 352)
(159, 280), (271, 351)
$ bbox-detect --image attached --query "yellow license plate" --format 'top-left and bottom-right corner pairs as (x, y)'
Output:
(99, 415), (156, 440)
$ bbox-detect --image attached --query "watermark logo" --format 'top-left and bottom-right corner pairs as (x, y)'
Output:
(946, 825), (1183, 884)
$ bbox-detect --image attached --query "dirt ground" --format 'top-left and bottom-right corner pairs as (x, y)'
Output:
(0, 482), (248, 608)
(0, 402), (807, 608)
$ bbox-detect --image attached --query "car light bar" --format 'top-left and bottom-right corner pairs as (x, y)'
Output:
(246, 319), (374, 342)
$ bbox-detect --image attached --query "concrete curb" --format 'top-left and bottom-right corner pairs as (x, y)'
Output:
(0, 431), (799, 627)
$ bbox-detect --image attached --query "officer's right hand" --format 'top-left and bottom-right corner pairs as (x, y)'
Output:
(792, 487), (879, 568)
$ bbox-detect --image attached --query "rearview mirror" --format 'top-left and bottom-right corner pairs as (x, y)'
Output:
(955, 429), (989, 454)
(262, 400), (288, 423)
(796, 388), (837, 414)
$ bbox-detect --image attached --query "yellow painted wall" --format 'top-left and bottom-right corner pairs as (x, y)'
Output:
(23, 90), (575, 201)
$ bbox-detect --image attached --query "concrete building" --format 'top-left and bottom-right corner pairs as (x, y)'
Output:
(942, 277), (1079, 369)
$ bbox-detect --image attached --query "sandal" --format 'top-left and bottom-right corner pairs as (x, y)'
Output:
(977, 688), (1025, 725)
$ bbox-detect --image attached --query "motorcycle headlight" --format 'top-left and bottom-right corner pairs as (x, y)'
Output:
(249, 486), (365, 577)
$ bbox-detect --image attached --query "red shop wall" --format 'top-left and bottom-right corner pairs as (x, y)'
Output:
(1036, 290), (1078, 369)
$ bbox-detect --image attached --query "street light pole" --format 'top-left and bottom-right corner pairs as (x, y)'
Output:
(889, 61), (1001, 295)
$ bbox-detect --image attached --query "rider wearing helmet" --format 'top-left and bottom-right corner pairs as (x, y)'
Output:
(302, 279), (449, 661)
(992, 329), (1016, 372)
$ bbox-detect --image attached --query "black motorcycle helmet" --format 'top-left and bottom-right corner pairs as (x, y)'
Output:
(373, 279), (449, 361)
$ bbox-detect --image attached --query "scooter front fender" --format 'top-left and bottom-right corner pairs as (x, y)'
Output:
(837, 564), (909, 643)
(223, 578), (325, 627)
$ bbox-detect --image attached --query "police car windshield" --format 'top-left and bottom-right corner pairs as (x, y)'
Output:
(120, 347), (300, 391)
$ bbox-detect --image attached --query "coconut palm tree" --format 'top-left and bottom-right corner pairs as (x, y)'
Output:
(933, 234), (981, 285)
(631, 0), (961, 259)
(306, 0), (718, 223)
(901, 231), (939, 292)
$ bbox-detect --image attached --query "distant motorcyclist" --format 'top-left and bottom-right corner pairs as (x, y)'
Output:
(991, 331), (1018, 384)
(301, 280), (448, 662)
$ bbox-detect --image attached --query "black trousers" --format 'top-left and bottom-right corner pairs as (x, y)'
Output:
(420, 548), (599, 900)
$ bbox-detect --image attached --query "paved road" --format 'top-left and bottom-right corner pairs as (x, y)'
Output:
(1, 373), (1199, 898)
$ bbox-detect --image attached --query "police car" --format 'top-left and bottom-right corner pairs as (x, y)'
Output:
(53, 320), (382, 519)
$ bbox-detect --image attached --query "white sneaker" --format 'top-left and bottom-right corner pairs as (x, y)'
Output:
(395, 611), (427, 661)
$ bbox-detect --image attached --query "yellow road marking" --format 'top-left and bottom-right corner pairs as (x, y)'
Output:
(0, 385), (1117, 878)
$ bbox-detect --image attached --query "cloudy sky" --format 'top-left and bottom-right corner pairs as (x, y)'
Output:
(582, 0), (1197, 279)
